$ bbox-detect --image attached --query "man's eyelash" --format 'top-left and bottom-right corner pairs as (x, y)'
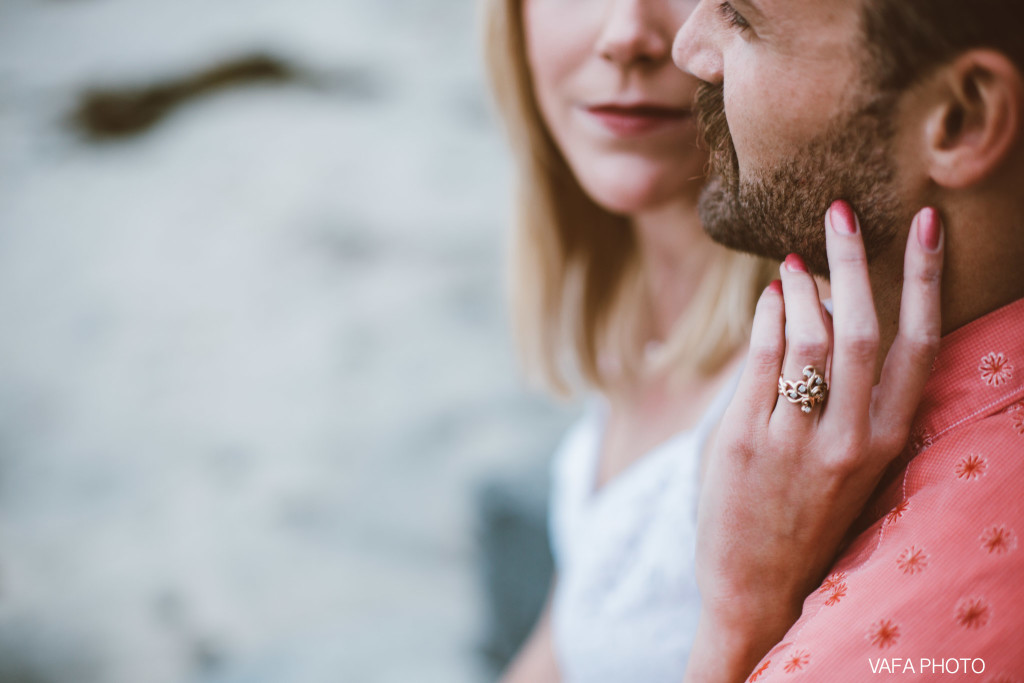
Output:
(717, 1), (751, 31)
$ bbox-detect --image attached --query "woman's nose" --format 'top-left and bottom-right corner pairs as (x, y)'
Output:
(595, 0), (672, 68)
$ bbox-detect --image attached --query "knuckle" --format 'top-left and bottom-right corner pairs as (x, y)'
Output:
(789, 334), (830, 359)
(721, 425), (760, 459)
(912, 332), (941, 358)
(900, 330), (941, 365)
(822, 449), (859, 477)
(839, 325), (880, 360)
(832, 248), (868, 270)
(750, 336), (785, 366)
(821, 434), (869, 474)
(909, 261), (943, 288)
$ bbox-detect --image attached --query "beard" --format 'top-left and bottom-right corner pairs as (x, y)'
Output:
(694, 81), (905, 277)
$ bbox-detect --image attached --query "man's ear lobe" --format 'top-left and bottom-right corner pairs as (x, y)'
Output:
(924, 50), (1023, 189)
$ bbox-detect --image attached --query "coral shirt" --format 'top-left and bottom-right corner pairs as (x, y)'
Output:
(748, 297), (1024, 682)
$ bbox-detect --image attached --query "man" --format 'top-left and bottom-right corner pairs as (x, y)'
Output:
(671, 1), (1024, 680)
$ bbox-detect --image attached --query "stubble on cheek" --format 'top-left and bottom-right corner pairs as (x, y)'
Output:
(693, 80), (787, 263)
(695, 81), (740, 190)
(692, 80), (905, 277)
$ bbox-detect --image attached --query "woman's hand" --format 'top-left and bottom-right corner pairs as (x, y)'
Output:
(684, 201), (945, 683)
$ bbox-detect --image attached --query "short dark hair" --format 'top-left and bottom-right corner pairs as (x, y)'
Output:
(862, 1), (1024, 92)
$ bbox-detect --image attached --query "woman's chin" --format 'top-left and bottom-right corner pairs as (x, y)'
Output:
(577, 160), (704, 216)
(580, 175), (700, 217)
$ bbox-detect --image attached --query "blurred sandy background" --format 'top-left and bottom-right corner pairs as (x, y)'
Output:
(0, 1), (574, 681)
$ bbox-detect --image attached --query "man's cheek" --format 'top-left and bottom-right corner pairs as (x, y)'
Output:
(724, 110), (763, 178)
(734, 106), (805, 177)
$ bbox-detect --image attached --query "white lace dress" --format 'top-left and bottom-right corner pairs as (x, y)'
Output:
(548, 373), (738, 683)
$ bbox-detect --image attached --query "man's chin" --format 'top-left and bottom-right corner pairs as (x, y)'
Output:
(698, 176), (786, 262)
(697, 174), (834, 276)
(697, 178), (744, 249)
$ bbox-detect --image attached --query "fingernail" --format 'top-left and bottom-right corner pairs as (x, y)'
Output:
(829, 200), (858, 235)
(784, 253), (807, 273)
(767, 279), (782, 294)
(917, 207), (942, 252)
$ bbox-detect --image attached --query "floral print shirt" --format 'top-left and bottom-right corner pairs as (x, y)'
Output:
(749, 297), (1024, 682)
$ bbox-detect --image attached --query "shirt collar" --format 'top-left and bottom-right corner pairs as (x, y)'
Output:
(907, 297), (1024, 456)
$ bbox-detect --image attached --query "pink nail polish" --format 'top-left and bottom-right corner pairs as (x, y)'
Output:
(918, 208), (941, 252)
(829, 201), (858, 235)
(767, 279), (783, 294)
(784, 253), (807, 273)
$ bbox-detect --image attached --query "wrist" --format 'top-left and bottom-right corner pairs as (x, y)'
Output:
(684, 601), (801, 683)
(702, 584), (804, 637)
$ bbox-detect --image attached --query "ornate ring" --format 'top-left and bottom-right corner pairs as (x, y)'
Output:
(778, 365), (829, 414)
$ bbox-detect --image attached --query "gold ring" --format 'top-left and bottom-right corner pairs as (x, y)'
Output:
(778, 365), (829, 414)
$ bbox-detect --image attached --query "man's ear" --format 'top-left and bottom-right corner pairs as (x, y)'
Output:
(923, 50), (1024, 189)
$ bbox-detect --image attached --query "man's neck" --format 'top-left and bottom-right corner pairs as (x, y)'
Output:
(871, 199), (1024, 373)
(938, 200), (1024, 336)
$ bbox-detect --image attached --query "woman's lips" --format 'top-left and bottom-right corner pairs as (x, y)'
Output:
(584, 104), (692, 137)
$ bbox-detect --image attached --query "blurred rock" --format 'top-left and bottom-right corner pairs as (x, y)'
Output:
(474, 464), (554, 677)
(0, 0), (576, 681)
(69, 53), (300, 139)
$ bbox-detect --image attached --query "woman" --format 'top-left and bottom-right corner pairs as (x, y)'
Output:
(483, 0), (776, 680)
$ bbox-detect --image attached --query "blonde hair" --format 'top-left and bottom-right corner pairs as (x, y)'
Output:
(482, 0), (777, 396)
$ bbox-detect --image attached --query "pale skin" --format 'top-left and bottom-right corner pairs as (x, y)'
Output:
(501, 0), (741, 680)
(502, 206), (737, 683)
(672, 0), (1024, 681)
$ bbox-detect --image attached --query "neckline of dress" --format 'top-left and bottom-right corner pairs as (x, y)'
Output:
(579, 364), (743, 506)
(581, 403), (699, 506)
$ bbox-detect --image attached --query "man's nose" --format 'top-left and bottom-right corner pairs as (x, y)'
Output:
(596, 0), (672, 67)
(672, 1), (723, 83)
